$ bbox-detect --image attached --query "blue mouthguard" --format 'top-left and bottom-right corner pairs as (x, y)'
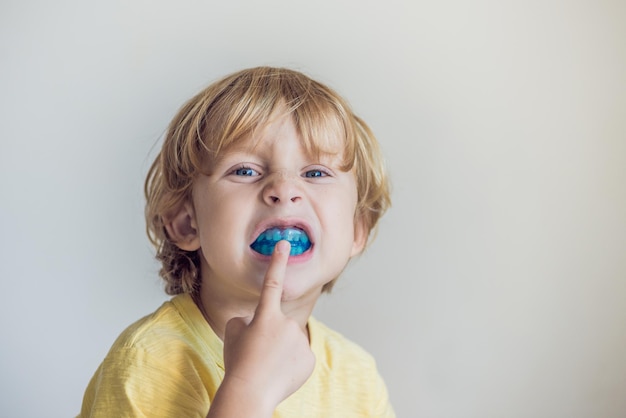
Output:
(250, 227), (311, 256)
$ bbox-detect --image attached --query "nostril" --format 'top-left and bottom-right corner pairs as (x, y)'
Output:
(271, 196), (280, 203)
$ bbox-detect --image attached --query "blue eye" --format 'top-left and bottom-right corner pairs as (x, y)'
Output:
(304, 169), (327, 178)
(233, 167), (258, 176)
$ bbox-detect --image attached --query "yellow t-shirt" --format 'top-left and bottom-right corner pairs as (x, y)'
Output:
(79, 294), (395, 417)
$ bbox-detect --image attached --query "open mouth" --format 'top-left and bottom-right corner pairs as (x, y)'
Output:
(250, 227), (312, 256)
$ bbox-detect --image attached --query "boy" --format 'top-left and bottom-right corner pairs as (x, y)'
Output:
(79, 66), (394, 417)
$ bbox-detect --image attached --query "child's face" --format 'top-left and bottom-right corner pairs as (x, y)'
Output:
(184, 113), (366, 303)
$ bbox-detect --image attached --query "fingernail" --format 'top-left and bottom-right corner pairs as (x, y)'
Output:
(275, 240), (291, 254)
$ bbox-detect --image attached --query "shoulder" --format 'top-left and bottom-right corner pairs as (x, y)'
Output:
(108, 293), (219, 358)
(80, 294), (219, 417)
(111, 299), (179, 347)
(304, 317), (396, 417)
(308, 316), (376, 370)
(308, 317), (381, 384)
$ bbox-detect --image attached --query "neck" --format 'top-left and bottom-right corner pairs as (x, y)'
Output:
(193, 281), (321, 341)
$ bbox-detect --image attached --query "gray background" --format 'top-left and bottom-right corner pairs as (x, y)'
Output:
(1, 1), (625, 417)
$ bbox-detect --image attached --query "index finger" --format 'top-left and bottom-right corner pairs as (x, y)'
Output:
(255, 240), (291, 315)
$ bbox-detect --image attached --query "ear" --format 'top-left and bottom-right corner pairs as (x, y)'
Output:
(350, 214), (369, 257)
(164, 202), (201, 251)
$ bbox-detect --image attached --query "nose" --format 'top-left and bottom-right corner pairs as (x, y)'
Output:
(262, 170), (303, 205)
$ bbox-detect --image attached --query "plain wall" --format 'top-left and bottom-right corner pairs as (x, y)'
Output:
(1, 1), (625, 417)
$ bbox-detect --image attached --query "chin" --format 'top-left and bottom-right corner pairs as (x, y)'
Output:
(280, 279), (325, 303)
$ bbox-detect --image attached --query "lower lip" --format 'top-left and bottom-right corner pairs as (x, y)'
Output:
(250, 245), (314, 264)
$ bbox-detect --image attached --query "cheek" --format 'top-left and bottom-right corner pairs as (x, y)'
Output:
(324, 191), (358, 235)
(193, 202), (229, 249)
(340, 184), (359, 218)
(198, 195), (257, 247)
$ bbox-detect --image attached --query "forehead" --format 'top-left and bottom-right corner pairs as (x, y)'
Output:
(193, 70), (358, 172)
(219, 112), (347, 162)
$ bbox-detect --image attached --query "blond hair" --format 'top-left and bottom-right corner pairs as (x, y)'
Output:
(145, 67), (390, 295)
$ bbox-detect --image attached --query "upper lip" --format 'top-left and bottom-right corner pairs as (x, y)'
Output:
(249, 218), (315, 245)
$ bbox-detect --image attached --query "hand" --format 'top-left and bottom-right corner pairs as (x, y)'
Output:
(219, 240), (315, 414)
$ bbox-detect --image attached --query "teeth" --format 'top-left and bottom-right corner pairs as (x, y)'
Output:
(251, 227), (312, 256)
